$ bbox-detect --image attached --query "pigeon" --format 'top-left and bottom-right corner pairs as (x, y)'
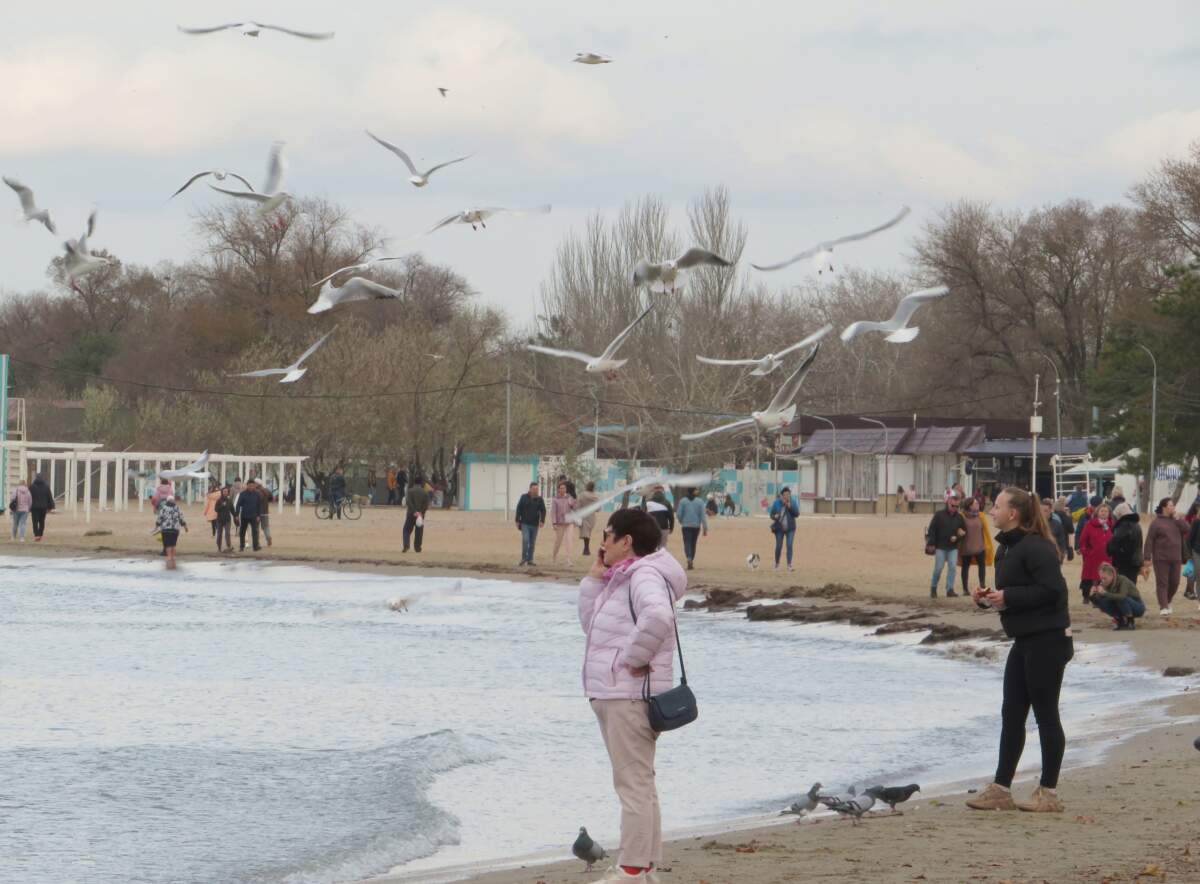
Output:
(828, 787), (881, 825)
(526, 304), (654, 378)
(428, 205), (551, 232)
(840, 286), (950, 344)
(178, 21), (334, 40)
(3, 177), (56, 233)
(572, 827), (608, 871)
(170, 169), (255, 200)
(680, 343), (821, 441)
(746, 552), (761, 570)
(364, 131), (471, 188)
(872, 783), (920, 814)
(210, 141), (291, 213)
(631, 247), (732, 294)
(751, 207), (911, 273)
(817, 784), (857, 809)
(697, 324), (832, 376)
(567, 471), (713, 525)
(781, 781), (823, 816)
(159, 451), (211, 481)
(574, 52), (612, 64)
(228, 329), (335, 384)
(62, 210), (112, 283)
(307, 277), (402, 314)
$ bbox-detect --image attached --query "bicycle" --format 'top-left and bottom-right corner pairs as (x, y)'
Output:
(315, 495), (361, 521)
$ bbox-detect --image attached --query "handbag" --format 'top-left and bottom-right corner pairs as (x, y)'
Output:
(924, 527), (935, 556)
(629, 584), (698, 732)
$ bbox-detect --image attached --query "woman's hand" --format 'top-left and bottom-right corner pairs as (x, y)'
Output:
(626, 663), (650, 677)
(587, 549), (606, 580)
(982, 589), (1005, 609)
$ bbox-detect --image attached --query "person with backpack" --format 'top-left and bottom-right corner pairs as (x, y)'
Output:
(769, 487), (800, 572)
(1106, 502), (1143, 585)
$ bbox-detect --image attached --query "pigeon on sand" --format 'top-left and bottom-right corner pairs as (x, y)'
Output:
(364, 131), (471, 187)
(828, 787), (881, 825)
(631, 247), (732, 294)
(572, 827), (608, 871)
(3, 177), (56, 233)
(872, 783), (920, 813)
(781, 781), (823, 817)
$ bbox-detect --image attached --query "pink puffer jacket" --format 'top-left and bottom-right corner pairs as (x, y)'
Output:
(579, 548), (689, 700)
(9, 485), (32, 513)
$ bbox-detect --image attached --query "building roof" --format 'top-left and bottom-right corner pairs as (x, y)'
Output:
(962, 437), (1100, 458)
(799, 428), (897, 455)
(895, 425), (985, 455)
(797, 425), (986, 457)
(781, 414), (1031, 437)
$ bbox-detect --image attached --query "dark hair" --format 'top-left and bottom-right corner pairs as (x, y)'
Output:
(1155, 497), (1173, 515)
(529, 481), (538, 488)
(780, 486), (791, 495)
(606, 508), (661, 556)
(585, 481), (595, 492)
(999, 486), (1054, 544)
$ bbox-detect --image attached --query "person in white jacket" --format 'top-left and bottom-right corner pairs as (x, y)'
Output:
(578, 508), (688, 883)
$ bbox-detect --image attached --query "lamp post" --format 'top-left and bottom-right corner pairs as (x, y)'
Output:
(803, 413), (836, 517)
(859, 416), (889, 518)
(1030, 373), (1042, 495)
(1137, 344), (1158, 512)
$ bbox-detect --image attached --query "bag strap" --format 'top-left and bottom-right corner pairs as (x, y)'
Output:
(628, 582), (688, 690)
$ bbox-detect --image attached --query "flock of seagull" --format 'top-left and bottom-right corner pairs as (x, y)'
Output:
(3, 20), (951, 416)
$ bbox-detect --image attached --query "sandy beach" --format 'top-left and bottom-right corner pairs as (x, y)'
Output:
(8, 504), (1200, 882)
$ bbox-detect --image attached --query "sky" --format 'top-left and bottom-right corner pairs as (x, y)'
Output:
(2, 0), (1199, 323)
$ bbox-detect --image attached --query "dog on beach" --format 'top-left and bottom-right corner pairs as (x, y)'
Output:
(387, 597), (409, 612)
(746, 553), (761, 570)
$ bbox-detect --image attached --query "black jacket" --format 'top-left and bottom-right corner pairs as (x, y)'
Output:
(29, 478), (54, 510)
(1106, 513), (1143, 572)
(1048, 512), (1069, 556)
(235, 489), (262, 520)
(214, 496), (235, 524)
(926, 508), (966, 550)
(330, 474), (347, 500)
(993, 528), (1070, 639)
(645, 492), (675, 533)
(1190, 519), (1200, 556)
(515, 493), (546, 526)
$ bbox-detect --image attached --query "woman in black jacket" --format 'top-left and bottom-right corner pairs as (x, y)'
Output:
(28, 474), (55, 541)
(967, 486), (1072, 814)
(1106, 502), (1143, 583)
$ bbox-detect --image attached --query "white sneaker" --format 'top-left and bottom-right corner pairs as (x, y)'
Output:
(787, 565), (795, 572)
(1159, 607), (1172, 617)
(591, 867), (646, 882)
(773, 563), (780, 571)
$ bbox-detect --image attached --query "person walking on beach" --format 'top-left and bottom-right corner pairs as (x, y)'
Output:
(396, 467), (408, 505)
(579, 508), (687, 882)
(515, 481), (546, 566)
(906, 484), (917, 514)
(214, 485), (234, 552)
(203, 481), (221, 543)
(676, 487), (709, 571)
(958, 497), (994, 596)
(967, 486), (1072, 814)
(1143, 497), (1189, 616)
(386, 466), (398, 506)
(28, 473), (54, 542)
(151, 476), (174, 510)
(1043, 499), (1069, 563)
(1077, 504), (1113, 606)
(235, 479), (263, 552)
(1107, 502), (1143, 585)
(402, 475), (429, 553)
(769, 486), (800, 572)
(552, 480), (579, 566)
(895, 484), (905, 513)
(1187, 504), (1200, 601)
(927, 494), (966, 597)
(153, 495), (188, 570)
(255, 480), (274, 547)
(1089, 562), (1145, 629)
(9, 479), (31, 542)
(577, 481), (600, 557)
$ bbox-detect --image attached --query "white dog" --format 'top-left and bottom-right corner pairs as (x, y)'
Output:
(746, 553), (761, 571)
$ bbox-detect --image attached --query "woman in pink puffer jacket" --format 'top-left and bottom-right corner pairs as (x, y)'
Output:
(579, 508), (688, 882)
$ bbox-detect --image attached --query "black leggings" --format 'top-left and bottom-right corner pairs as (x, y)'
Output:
(30, 508), (47, 538)
(995, 630), (1073, 789)
(960, 554), (986, 594)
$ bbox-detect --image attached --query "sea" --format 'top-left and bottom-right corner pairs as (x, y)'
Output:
(0, 555), (1177, 884)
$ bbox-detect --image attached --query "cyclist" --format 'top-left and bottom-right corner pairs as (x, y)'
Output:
(330, 467), (348, 520)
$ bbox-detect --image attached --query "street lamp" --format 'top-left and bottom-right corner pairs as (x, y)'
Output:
(802, 413), (836, 517)
(1137, 343), (1158, 512)
(1036, 353), (1062, 498)
(858, 416), (889, 518)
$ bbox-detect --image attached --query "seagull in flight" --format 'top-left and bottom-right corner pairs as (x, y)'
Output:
(574, 52), (612, 64)
(840, 286), (950, 343)
(210, 141), (290, 213)
(178, 22), (334, 40)
(752, 207), (911, 274)
(311, 255), (407, 288)
(631, 247), (732, 294)
(170, 169), (255, 200)
(229, 330), (335, 383)
(437, 87), (449, 97)
(681, 344), (822, 441)
(159, 451), (211, 481)
(62, 210), (112, 283)
(308, 277), (402, 314)
(3, 177), (56, 233)
(526, 304), (655, 379)
(428, 205), (551, 232)
(567, 470), (713, 525)
(365, 131), (471, 188)
(697, 324), (832, 376)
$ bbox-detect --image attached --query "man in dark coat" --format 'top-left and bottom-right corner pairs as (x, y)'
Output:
(403, 476), (429, 553)
(235, 481), (263, 551)
(927, 494), (967, 597)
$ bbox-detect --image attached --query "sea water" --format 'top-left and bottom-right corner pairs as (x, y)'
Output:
(0, 556), (1176, 884)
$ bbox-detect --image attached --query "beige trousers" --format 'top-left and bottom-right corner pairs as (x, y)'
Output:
(590, 699), (662, 868)
(552, 524), (574, 562)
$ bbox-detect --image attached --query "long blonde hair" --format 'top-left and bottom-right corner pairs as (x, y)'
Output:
(999, 486), (1055, 544)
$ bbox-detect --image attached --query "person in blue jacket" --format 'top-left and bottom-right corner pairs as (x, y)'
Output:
(769, 487), (800, 572)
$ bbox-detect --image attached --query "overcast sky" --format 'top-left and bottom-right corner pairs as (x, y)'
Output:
(2, 1), (1198, 323)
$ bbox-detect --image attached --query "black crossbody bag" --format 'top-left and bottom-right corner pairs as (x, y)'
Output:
(628, 585), (698, 732)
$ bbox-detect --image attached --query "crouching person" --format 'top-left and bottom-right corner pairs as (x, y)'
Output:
(1089, 562), (1146, 630)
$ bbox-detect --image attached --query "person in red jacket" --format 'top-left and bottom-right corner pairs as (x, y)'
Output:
(1077, 503), (1113, 606)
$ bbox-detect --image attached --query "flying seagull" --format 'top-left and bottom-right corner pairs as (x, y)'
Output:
(228, 330), (335, 383)
(840, 286), (950, 343)
(680, 343), (822, 441)
(311, 256), (406, 288)
(567, 471), (713, 526)
(572, 827), (608, 872)
(872, 783), (920, 814)
(752, 206), (911, 274)
(573, 52), (612, 64)
(159, 451), (211, 481)
(178, 22), (334, 40)
(170, 169), (255, 200)
(437, 87), (449, 97)
(631, 247), (732, 294)
(308, 277), (402, 314)
(365, 131), (471, 188)
(428, 204), (551, 233)
(62, 210), (112, 283)
(210, 141), (290, 213)
(526, 304), (654, 379)
(697, 324), (832, 376)
(781, 781), (823, 817)
(3, 177), (56, 233)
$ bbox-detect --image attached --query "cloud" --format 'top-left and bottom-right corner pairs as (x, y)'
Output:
(1101, 109), (1200, 176)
